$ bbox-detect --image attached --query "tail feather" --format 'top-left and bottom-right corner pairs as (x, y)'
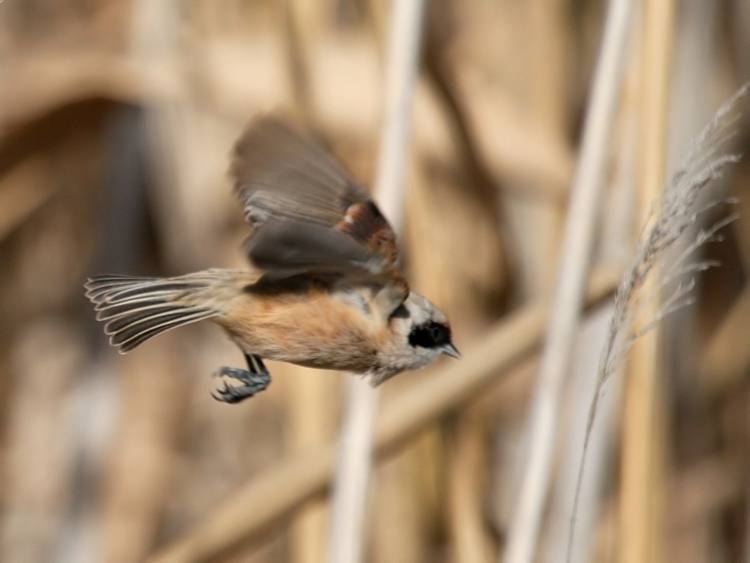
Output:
(87, 279), (206, 304)
(110, 309), (216, 351)
(85, 274), (221, 353)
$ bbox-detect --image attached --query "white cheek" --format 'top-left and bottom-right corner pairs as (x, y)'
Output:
(414, 347), (440, 368)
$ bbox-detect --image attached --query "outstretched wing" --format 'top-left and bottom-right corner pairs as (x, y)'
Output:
(231, 118), (401, 281)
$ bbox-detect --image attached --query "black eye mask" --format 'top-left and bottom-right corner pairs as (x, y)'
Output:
(408, 321), (451, 349)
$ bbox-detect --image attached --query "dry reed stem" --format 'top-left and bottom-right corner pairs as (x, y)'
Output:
(544, 56), (642, 563)
(145, 268), (618, 563)
(280, 5), (338, 563)
(286, 370), (338, 563)
(101, 334), (189, 563)
(543, 304), (624, 563)
(416, 7), (510, 556)
(81, 4), (191, 561)
(371, 429), (440, 563)
(422, 0), (504, 223)
(449, 412), (494, 563)
(329, 378), (379, 563)
(327, 3), (426, 563)
(501, 0), (635, 561)
(283, 0), (317, 128)
(528, 0), (569, 133)
(620, 1), (675, 560)
(373, 157), (442, 563)
(0, 320), (83, 562)
(405, 136), (502, 561)
(522, 0), (570, 295)
(505, 0), (570, 299)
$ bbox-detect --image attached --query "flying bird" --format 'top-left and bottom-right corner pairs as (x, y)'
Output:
(85, 118), (458, 403)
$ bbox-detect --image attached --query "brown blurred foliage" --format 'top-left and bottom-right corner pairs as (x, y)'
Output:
(0, 1), (749, 563)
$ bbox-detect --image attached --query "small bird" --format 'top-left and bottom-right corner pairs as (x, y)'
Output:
(86, 118), (459, 403)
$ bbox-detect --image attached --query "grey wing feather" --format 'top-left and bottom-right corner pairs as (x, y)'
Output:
(232, 118), (368, 225)
(247, 217), (386, 275)
(231, 118), (388, 276)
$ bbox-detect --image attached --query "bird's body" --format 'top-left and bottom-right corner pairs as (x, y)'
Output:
(216, 272), (389, 373)
(86, 118), (457, 402)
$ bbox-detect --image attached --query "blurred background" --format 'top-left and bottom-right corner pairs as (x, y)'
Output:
(0, 1), (749, 562)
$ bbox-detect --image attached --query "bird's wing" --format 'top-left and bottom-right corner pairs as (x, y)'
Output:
(231, 118), (403, 285)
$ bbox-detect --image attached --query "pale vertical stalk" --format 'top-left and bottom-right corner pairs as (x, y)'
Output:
(542, 305), (625, 563)
(544, 53), (641, 563)
(327, 2), (426, 563)
(371, 0), (426, 232)
(501, 1), (634, 562)
(619, 0), (675, 562)
(329, 380), (379, 563)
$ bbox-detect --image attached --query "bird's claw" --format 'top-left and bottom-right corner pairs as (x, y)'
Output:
(211, 355), (271, 404)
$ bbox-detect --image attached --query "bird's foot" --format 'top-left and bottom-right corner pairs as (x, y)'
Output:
(212, 355), (271, 404)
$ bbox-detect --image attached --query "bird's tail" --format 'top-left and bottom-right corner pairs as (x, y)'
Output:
(85, 271), (232, 353)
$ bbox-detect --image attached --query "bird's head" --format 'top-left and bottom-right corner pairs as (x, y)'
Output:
(372, 292), (459, 384)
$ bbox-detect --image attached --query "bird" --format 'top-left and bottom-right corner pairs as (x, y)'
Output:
(85, 118), (459, 404)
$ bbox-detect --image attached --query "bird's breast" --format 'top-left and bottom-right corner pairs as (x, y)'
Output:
(218, 289), (385, 373)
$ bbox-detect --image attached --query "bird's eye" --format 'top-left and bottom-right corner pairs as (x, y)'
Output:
(408, 321), (451, 349)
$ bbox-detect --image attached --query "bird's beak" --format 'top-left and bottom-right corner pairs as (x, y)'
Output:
(440, 343), (461, 359)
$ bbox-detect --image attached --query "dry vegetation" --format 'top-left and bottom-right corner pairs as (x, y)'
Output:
(0, 1), (749, 563)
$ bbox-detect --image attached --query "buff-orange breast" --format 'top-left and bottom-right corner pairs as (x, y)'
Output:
(218, 289), (382, 373)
